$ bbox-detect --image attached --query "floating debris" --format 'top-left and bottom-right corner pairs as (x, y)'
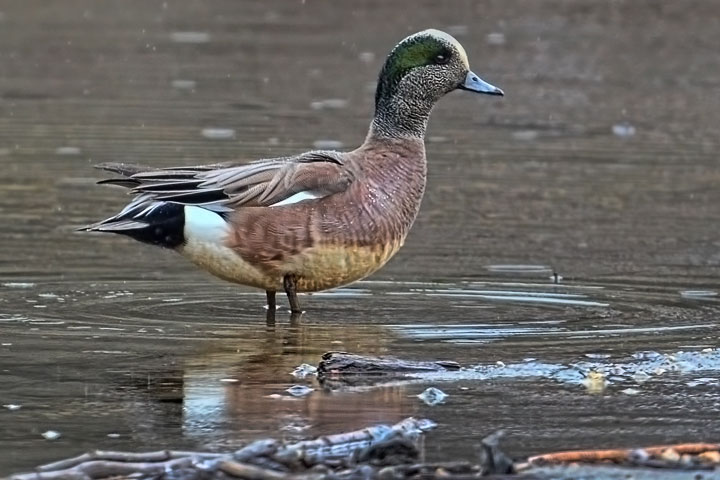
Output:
(219, 378), (239, 383)
(680, 290), (718, 299)
(486, 264), (552, 273)
(41, 430), (62, 440)
(486, 32), (507, 45)
(171, 79), (196, 90)
(358, 51), (375, 63)
(312, 139), (344, 149)
(2, 282), (35, 288)
(446, 25), (468, 37)
(512, 130), (539, 141)
(612, 122), (636, 138)
(170, 31), (210, 43)
(291, 363), (318, 379)
(310, 98), (348, 110)
(583, 371), (607, 393)
(55, 146), (81, 155)
(621, 388), (641, 395)
(3, 404), (21, 411)
(285, 385), (314, 397)
(107, 433), (121, 438)
(201, 128), (235, 140)
(417, 387), (448, 406)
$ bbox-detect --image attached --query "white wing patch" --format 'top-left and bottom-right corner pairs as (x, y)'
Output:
(183, 206), (229, 244)
(270, 191), (321, 207)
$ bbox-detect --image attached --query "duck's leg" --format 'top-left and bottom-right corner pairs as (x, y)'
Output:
(283, 274), (302, 313)
(266, 290), (276, 311)
(265, 290), (277, 324)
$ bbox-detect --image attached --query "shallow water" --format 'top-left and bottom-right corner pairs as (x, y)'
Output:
(2, 0), (720, 475)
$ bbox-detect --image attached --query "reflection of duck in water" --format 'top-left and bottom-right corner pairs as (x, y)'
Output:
(178, 320), (417, 442)
(83, 29), (502, 313)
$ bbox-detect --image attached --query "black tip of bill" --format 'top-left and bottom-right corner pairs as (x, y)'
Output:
(459, 71), (504, 96)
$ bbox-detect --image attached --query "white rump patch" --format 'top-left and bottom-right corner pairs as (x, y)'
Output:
(270, 191), (321, 207)
(183, 206), (228, 243)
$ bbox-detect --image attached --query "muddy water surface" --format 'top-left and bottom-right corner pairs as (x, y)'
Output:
(1, 0), (720, 474)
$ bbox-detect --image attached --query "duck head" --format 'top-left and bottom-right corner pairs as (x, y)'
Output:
(371, 29), (503, 139)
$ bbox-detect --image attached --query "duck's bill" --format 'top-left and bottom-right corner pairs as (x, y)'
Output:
(459, 71), (504, 96)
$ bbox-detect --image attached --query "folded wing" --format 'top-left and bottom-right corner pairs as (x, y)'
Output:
(95, 150), (354, 214)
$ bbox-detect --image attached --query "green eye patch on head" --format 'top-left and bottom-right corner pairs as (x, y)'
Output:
(375, 29), (469, 105)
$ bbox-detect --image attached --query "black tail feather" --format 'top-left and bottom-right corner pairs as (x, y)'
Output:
(82, 202), (186, 249)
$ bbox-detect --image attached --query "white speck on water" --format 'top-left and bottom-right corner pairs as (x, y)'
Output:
(220, 378), (239, 383)
(310, 98), (348, 110)
(358, 51), (375, 63)
(446, 25), (469, 36)
(585, 353), (611, 359)
(171, 79), (196, 90)
(312, 139), (343, 149)
(202, 128), (236, 140)
(286, 385), (314, 397)
(512, 130), (539, 141)
(417, 387), (448, 406)
(486, 32), (506, 45)
(55, 146), (81, 155)
(680, 290), (717, 299)
(612, 122), (636, 138)
(2, 343), (11, 346)
(162, 298), (182, 302)
(3, 282), (35, 288)
(621, 388), (641, 395)
(486, 264), (552, 273)
(291, 364), (317, 379)
(3, 404), (21, 411)
(42, 430), (62, 440)
(38, 293), (59, 299)
(107, 433), (121, 438)
(170, 31), (210, 43)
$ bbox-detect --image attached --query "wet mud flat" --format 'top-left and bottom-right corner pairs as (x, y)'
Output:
(2, 0), (720, 476)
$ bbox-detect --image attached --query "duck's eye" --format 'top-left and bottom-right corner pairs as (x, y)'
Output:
(434, 53), (450, 65)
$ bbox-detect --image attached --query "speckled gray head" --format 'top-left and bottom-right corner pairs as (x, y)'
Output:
(372, 29), (503, 138)
(375, 28), (503, 106)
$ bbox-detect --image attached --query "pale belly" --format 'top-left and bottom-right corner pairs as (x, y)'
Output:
(179, 238), (403, 292)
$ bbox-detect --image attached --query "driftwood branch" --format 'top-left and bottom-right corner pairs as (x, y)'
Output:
(318, 351), (460, 377)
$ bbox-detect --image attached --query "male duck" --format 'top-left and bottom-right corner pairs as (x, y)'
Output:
(83, 29), (503, 313)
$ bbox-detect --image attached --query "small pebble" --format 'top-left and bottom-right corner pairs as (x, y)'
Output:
(310, 98), (348, 110)
(512, 130), (539, 141)
(291, 364), (317, 379)
(583, 371), (606, 393)
(358, 51), (375, 63)
(55, 146), (81, 155)
(170, 31), (210, 43)
(612, 122), (636, 138)
(699, 451), (720, 463)
(660, 448), (680, 462)
(486, 32), (506, 45)
(446, 25), (468, 36)
(286, 385), (314, 397)
(42, 430), (62, 440)
(171, 79), (197, 90)
(201, 128), (235, 140)
(417, 387), (448, 406)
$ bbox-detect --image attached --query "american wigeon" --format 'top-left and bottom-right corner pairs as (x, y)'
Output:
(83, 29), (503, 313)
